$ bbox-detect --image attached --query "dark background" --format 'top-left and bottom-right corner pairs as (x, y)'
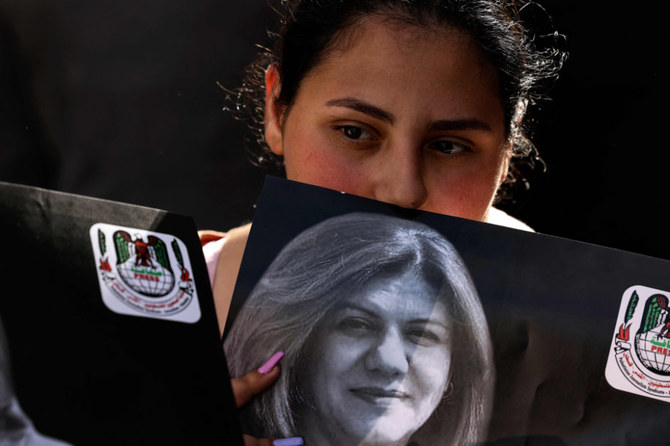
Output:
(1, 0), (666, 259)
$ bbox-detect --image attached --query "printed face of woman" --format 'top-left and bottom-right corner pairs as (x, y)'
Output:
(265, 18), (509, 222)
(298, 272), (452, 445)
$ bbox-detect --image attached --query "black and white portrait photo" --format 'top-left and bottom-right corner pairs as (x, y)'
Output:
(224, 212), (494, 446)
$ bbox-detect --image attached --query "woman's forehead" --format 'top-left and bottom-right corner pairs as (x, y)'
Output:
(336, 272), (451, 319)
(295, 18), (504, 128)
(328, 14), (466, 54)
(313, 17), (479, 74)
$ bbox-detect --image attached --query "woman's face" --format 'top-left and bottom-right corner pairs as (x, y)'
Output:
(265, 18), (509, 222)
(298, 272), (452, 445)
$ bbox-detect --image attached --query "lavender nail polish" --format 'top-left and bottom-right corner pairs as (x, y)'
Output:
(258, 351), (285, 374)
(273, 437), (304, 446)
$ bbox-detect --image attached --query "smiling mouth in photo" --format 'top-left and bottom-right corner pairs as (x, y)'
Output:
(350, 387), (410, 406)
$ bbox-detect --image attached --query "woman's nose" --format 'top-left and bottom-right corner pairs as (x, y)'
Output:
(365, 327), (409, 376)
(372, 142), (428, 209)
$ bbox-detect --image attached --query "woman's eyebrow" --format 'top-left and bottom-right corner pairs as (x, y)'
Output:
(407, 318), (450, 332)
(324, 98), (491, 132)
(325, 98), (395, 124)
(340, 303), (449, 331)
(339, 303), (380, 318)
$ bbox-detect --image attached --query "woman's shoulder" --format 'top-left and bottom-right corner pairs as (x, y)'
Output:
(199, 224), (252, 278)
(199, 223), (252, 333)
(485, 207), (535, 232)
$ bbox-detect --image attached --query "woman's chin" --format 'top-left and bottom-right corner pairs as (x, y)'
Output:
(356, 428), (413, 446)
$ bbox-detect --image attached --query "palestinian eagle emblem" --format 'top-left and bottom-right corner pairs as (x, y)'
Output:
(606, 285), (670, 402)
(90, 223), (200, 323)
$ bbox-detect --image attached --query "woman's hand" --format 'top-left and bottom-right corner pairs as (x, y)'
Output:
(198, 229), (227, 246)
(231, 359), (281, 409)
(231, 352), (303, 446)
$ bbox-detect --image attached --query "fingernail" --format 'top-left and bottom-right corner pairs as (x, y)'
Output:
(273, 437), (304, 446)
(258, 351), (284, 374)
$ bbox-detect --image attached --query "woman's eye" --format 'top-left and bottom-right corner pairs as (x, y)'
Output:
(406, 329), (441, 346)
(427, 140), (471, 155)
(336, 125), (373, 141)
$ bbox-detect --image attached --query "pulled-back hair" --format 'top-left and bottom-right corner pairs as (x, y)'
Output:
(224, 212), (494, 445)
(225, 0), (566, 204)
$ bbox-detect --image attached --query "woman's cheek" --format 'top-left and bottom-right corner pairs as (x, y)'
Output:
(426, 167), (499, 219)
(414, 348), (452, 389)
(282, 121), (374, 192)
(316, 333), (366, 372)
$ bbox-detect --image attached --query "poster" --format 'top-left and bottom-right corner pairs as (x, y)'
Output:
(0, 181), (241, 446)
(224, 176), (670, 445)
